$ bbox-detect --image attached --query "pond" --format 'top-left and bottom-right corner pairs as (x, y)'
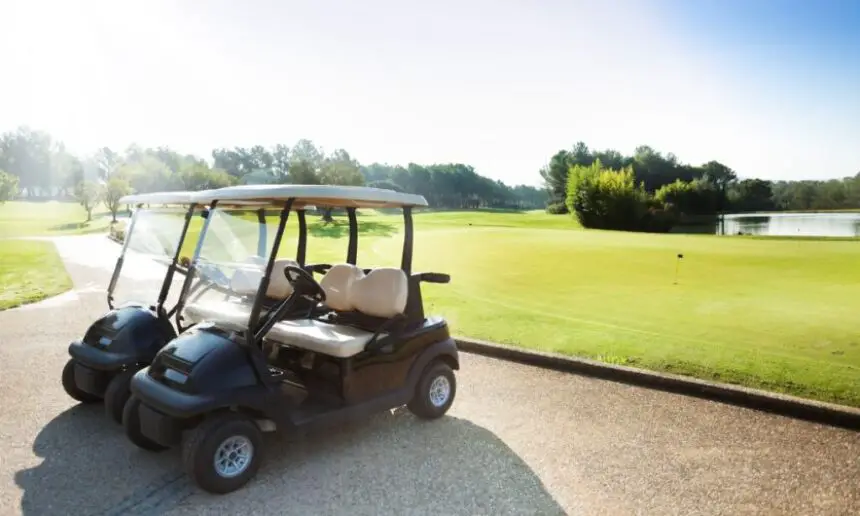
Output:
(676, 212), (860, 237)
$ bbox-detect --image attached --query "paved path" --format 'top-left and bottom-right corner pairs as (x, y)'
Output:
(0, 235), (858, 515)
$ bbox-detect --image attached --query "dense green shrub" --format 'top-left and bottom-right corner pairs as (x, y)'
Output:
(655, 178), (719, 215)
(545, 201), (568, 214)
(565, 160), (665, 231)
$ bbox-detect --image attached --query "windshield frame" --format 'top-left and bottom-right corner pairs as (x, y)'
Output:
(173, 202), (301, 334)
(106, 202), (197, 313)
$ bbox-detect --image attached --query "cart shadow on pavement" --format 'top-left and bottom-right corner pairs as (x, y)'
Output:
(14, 403), (184, 516)
(16, 406), (566, 515)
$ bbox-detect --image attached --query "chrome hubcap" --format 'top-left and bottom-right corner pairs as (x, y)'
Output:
(213, 435), (253, 478)
(428, 375), (451, 407)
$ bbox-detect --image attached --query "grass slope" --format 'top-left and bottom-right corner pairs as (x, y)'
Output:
(0, 200), (114, 238)
(0, 240), (73, 310)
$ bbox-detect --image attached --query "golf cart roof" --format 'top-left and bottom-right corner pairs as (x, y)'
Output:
(191, 184), (428, 209)
(120, 191), (197, 206)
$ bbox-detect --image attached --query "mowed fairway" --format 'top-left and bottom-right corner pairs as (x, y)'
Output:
(294, 209), (860, 407)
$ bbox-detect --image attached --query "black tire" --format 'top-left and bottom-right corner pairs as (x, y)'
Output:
(104, 367), (140, 425)
(61, 358), (102, 404)
(407, 360), (456, 420)
(122, 395), (169, 452)
(182, 412), (263, 495)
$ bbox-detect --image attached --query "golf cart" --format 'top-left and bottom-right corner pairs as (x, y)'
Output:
(62, 191), (318, 425)
(62, 191), (198, 422)
(123, 185), (459, 494)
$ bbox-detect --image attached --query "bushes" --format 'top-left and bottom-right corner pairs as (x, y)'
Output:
(655, 178), (719, 216)
(0, 170), (19, 204)
(545, 201), (568, 214)
(564, 160), (675, 232)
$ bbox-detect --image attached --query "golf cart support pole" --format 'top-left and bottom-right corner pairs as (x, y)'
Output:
(155, 202), (197, 314)
(245, 198), (294, 348)
(106, 202), (143, 310)
(401, 206), (413, 275)
(347, 207), (358, 265)
(297, 209), (307, 266)
(256, 208), (267, 258)
(174, 200), (219, 332)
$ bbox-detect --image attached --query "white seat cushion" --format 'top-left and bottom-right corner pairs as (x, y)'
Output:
(350, 267), (408, 318)
(184, 300), (252, 326)
(185, 300), (378, 357)
(267, 319), (378, 358)
(319, 264), (365, 311)
(229, 258), (298, 299)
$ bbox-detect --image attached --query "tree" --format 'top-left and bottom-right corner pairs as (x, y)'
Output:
(0, 169), (19, 204)
(178, 162), (234, 190)
(75, 180), (100, 221)
(0, 126), (54, 196)
(103, 176), (131, 222)
(729, 179), (775, 212)
(94, 147), (121, 180)
(318, 148), (364, 222)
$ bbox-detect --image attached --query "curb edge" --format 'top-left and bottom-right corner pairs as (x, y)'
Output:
(454, 336), (860, 431)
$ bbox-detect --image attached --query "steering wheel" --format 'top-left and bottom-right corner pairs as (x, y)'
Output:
(284, 265), (326, 303)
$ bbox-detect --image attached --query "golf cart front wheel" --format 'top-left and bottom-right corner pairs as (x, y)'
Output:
(182, 412), (263, 495)
(122, 395), (169, 452)
(104, 367), (141, 425)
(407, 361), (456, 419)
(61, 359), (102, 404)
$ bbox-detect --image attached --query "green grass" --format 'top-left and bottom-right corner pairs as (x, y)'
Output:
(0, 240), (73, 310)
(3, 201), (860, 407)
(0, 201), (115, 238)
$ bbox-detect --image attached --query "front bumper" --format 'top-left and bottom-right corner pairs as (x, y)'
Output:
(130, 369), (219, 419)
(73, 361), (112, 397)
(68, 340), (136, 372)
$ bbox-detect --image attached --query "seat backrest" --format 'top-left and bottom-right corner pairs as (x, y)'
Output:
(229, 257), (297, 299)
(319, 264), (365, 311)
(349, 267), (409, 318)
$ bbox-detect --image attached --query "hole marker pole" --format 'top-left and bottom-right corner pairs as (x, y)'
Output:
(674, 253), (684, 285)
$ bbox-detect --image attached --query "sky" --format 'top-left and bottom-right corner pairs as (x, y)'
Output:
(1, 0), (858, 187)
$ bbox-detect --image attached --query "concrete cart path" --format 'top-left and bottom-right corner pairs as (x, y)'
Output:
(0, 234), (858, 515)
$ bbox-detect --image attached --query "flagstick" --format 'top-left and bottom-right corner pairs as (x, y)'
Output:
(674, 253), (684, 285)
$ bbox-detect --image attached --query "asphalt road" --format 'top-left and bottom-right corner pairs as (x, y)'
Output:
(0, 235), (858, 515)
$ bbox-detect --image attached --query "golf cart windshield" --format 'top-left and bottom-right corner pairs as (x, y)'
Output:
(179, 207), (290, 331)
(111, 207), (189, 309)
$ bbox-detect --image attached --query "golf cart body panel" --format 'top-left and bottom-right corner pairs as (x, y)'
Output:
(124, 185), (457, 493)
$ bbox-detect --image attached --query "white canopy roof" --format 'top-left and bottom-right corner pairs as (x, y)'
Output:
(119, 191), (196, 205)
(190, 184), (428, 208)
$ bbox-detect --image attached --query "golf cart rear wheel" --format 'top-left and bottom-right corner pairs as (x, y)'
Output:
(61, 358), (101, 404)
(104, 367), (141, 425)
(407, 360), (456, 419)
(122, 395), (169, 452)
(182, 412), (263, 495)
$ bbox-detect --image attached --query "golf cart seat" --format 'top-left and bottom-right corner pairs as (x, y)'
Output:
(183, 258), (298, 325)
(266, 265), (409, 358)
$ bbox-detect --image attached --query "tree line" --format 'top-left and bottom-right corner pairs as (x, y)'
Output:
(0, 126), (546, 221)
(540, 141), (860, 231)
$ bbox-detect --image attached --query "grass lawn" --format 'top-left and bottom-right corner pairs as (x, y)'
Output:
(4, 201), (860, 407)
(0, 200), (115, 238)
(0, 240), (73, 310)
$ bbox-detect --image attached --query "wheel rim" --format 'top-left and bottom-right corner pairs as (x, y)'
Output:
(428, 375), (451, 408)
(213, 435), (254, 478)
